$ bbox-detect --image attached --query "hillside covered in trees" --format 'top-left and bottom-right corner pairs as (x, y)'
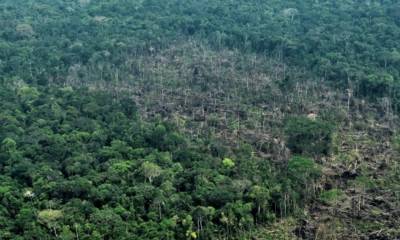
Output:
(1, 0), (400, 239)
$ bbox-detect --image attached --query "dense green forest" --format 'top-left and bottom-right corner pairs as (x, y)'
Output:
(1, 0), (400, 239)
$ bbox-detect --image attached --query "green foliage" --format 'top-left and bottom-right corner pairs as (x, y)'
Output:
(392, 134), (400, 153)
(284, 156), (321, 211)
(37, 209), (63, 224)
(353, 175), (376, 191)
(222, 157), (235, 168)
(0, 85), (302, 239)
(17, 86), (39, 105)
(285, 116), (334, 156)
(288, 156), (319, 175)
(141, 161), (162, 183)
(1, 138), (17, 152)
(0, 186), (11, 195)
(287, 156), (321, 189)
(319, 189), (344, 205)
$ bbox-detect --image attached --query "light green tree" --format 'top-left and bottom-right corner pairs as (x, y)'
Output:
(141, 161), (162, 184)
(38, 209), (63, 237)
